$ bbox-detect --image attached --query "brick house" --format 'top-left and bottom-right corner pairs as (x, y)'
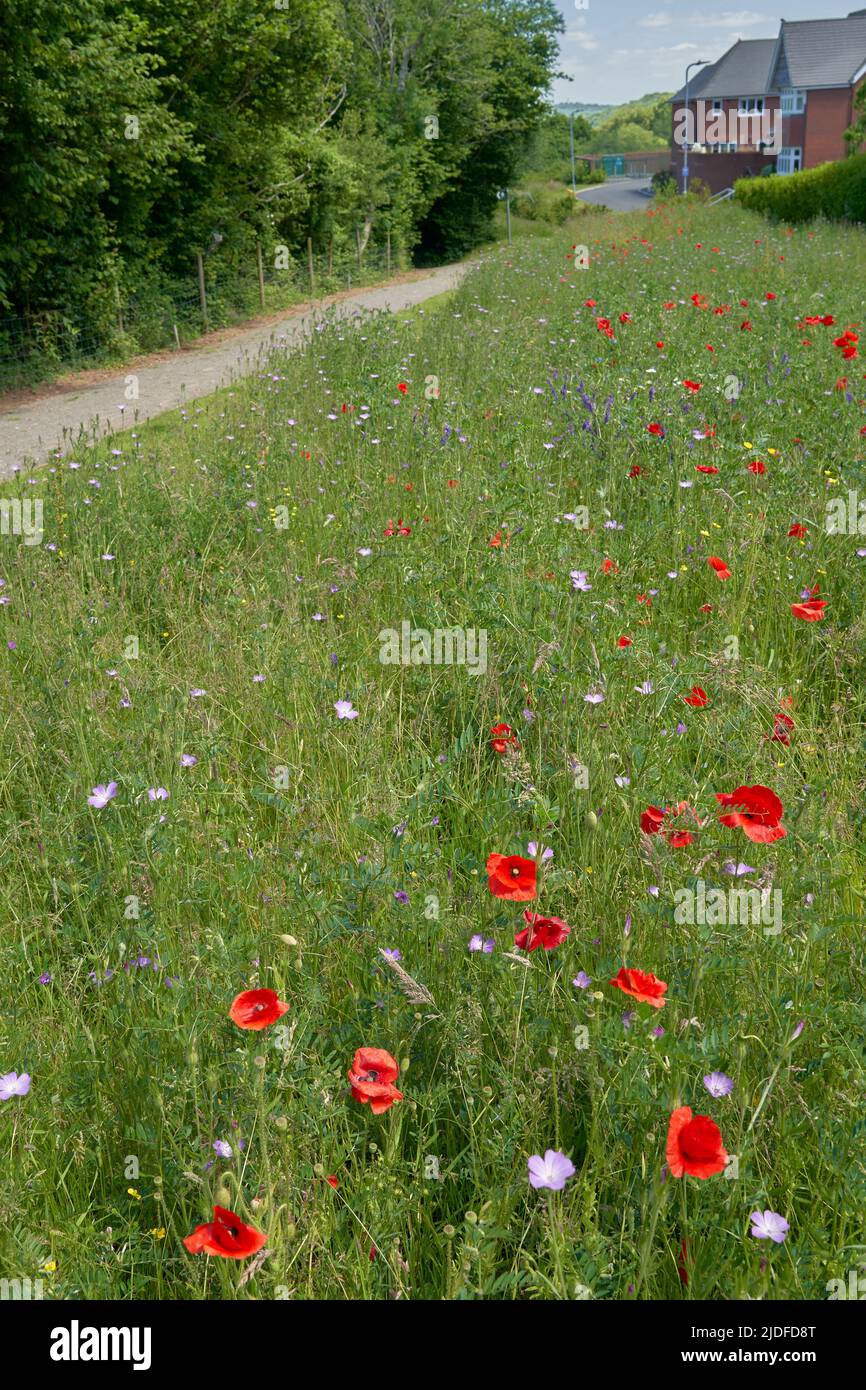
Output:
(669, 10), (866, 194)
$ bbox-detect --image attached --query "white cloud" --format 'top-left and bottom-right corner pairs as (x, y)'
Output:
(640, 11), (673, 28)
(691, 10), (772, 27)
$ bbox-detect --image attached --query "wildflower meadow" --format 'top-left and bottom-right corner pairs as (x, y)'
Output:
(2, 200), (866, 1311)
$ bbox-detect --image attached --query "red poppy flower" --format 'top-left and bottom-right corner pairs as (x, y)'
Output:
(683, 379), (702, 393)
(600, 557), (618, 573)
(707, 555), (731, 580)
(666, 1106), (727, 1179)
(629, 464), (642, 477)
(740, 320), (752, 331)
(715, 783), (787, 843)
(791, 597), (827, 621)
(640, 806), (665, 835)
(183, 1206), (267, 1259)
(617, 635), (632, 648)
(383, 518), (411, 537)
(487, 853), (537, 901)
(396, 382), (408, 395)
(695, 464), (718, 474)
(347, 1047), (404, 1114)
(326, 1175), (339, 1189)
(619, 312), (631, 324)
(229, 988), (289, 1031)
(490, 722), (519, 754)
(655, 340), (665, 349)
(641, 802), (701, 846)
(748, 459), (766, 475)
(515, 909), (570, 952)
(647, 422), (664, 436)
(682, 685), (708, 707)
(788, 523), (807, 538)
(609, 966), (667, 1009)
(677, 1237), (694, 1285)
(770, 710), (795, 745)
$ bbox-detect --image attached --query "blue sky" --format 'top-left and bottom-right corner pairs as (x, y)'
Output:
(551, 1), (849, 104)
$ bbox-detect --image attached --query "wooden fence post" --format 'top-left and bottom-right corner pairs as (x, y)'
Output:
(256, 243), (266, 311)
(386, 227), (391, 275)
(196, 252), (208, 328)
(307, 237), (315, 294)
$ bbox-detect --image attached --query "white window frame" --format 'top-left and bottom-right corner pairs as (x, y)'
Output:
(780, 88), (806, 114)
(738, 97), (765, 114)
(776, 147), (803, 175)
(711, 99), (723, 112)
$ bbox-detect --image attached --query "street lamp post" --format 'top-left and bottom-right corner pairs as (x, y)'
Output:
(682, 60), (710, 196)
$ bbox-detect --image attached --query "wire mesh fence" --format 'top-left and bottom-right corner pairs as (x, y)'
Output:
(0, 238), (403, 394)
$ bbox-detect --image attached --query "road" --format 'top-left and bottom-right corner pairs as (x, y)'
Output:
(575, 177), (653, 212)
(0, 262), (468, 476)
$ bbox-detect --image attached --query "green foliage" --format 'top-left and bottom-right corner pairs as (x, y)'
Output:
(0, 0), (563, 348)
(735, 155), (866, 224)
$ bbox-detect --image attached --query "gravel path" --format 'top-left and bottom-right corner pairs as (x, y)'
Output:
(0, 262), (468, 476)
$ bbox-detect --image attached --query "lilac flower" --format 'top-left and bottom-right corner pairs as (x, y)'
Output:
(527, 842), (553, 862)
(570, 570), (592, 592)
(528, 1149), (575, 1191)
(614, 775), (630, 787)
(253, 674), (266, 683)
(469, 935), (494, 953)
(382, 948), (402, 962)
(704, 1071), (734, 1098)
(334, 700), (358, 720)
(147, 787), (169, 802)
(584, 690), (605, 705)
(88, 781), (118, 809)
(213, 1139), (233, 1159)
(38, 972), (52, 985)
(634, 681), (653, 695)
(0, 1071), (31, 1100)
(749, 1210), (789, 1243)
(189, 688), (206, 698)
(180, 754), (197, 767)
(572, 971), (591, 989)
(393, 890), (409, 905)
(723, 861), (756, 877)
(651, 1025), (665, 1038)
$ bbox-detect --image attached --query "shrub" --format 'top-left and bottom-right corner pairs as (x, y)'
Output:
(652, 169), (677, 195)
(735, 154), (866, 224)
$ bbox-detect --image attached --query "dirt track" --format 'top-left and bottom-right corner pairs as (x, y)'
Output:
(0, 261), (468, 476)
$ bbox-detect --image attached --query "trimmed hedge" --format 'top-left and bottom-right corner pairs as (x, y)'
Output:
(735, 154), (866, 223)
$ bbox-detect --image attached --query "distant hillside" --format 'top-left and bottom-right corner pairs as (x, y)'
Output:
(557, 94), (672, 129)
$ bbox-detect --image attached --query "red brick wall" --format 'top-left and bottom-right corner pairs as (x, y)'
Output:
(671, 97), (781, 149)
(669, 147), (776, 195)
(803, 87), (854, 166)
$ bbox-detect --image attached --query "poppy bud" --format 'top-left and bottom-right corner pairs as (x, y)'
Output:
(585, 811), (598, 832)
(215, 1184), (232, 1207)
(279, 934), (298, 946)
